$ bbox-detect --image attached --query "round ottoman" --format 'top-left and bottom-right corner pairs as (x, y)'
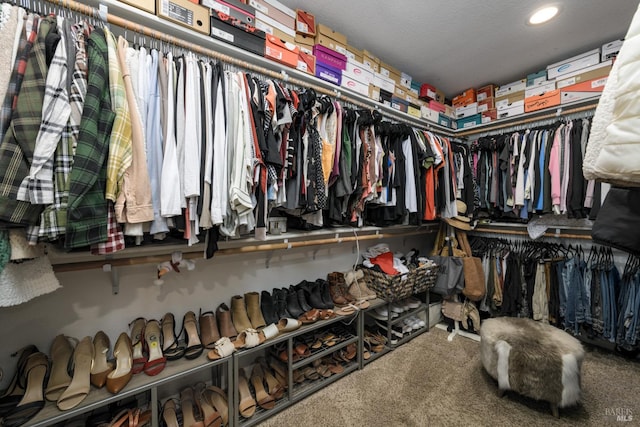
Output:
(480, 317), (584, 417)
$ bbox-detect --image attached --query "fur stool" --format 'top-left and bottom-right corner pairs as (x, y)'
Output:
(480, 317), (584, 417)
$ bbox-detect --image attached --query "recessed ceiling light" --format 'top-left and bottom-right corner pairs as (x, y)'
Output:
(529, 6), (559, 25)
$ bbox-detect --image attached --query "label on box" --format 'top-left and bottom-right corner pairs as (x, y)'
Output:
(319, 70), (338, 84)
(255, 19), (272, 34)
(296, 60), (307, 72)
(211, 27), (234, 42)
(335, 46), (347, 55)
(162, 0), (194, 26)
(477, 92), (487, 102)
(478, 103), (488, 113)
(297, 22), (308, 33)
(249, 0), (267, 13)
(209, 2), (230, 15)
(265, 46), (282, 60)
(592, 78), (607, 89)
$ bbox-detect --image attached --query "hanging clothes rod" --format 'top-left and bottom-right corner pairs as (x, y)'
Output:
(51, 228), (430, 272)
(457, 101), (598, 137)
(45, 0), (454, 137)
(471, 227), (592, 240)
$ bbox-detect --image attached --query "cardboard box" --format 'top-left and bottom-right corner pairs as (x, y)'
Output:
(157, 0), (209, 34)
(421, 106), (439, 122)
(410, 81), (420, 96)
(444, 104), (454, 118)
(119, 0), (154, 14)
(368, 84), (381, 102)
(379, 89), (392, 106)
(482, 109), (497, 123)
(394, 85), (407, 98)
(314, 33), (347, 56)
(419, 83), (437, 101)
(296, 42), (313, 55)
(315, 61), (341, 85)
(524, 89), (561, 112)
(547, 48), (600, 80)
(256, 11), (294, 37)
(202, 0), (255, 25)
(211, 8), (259, 34)
(316, 23), (347, 46)
(435, 89), (446, 104)
(556, 60), (612, 89)
(496, 91), (525, 110)
(497, 104), (525, 119)
(525, 81), (556, 98)
(457, 113), (482, 129)
(495, 79), (526, 98)
(527, 70), (548, 87)
(456, 102), (478, 119)
(295, 32), (314, 46)
(407, 105), (421, 118)
(248, 0), (294, 29)
(380, 62), (401, 79)
(476, 84), (495, 101)
(295, 9), (315, 36)
(272, 27), (294, 44)
(400, 71), (412, 88)
(560, 76), (608, 105)
(341, 74), (369, 96)
(373, 72), (395, 93)
(452, 88), (477, 108)
(560, 90), (601, 104)
(296, 50), (315, 75)
(602, 39), (623, 61)
(390, 97), (408, 113)
(346, 45), (363, 63)
(265, 34), (299, 67)
(429, 99), (446, 114)
(264, 0), (295, 18)
(406, 93), (420, 106)
(345, 60), (374, 85)
(210, 16), (265, 56)
(362, 50), (380, 73)
(477, 98), (494, 113)
(313, 45), (347, 70)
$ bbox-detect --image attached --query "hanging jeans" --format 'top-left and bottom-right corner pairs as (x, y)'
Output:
(601, 265), (620, 342)
(617, 273), (640, 348)
(563, 257), (587, 334)
(557, 260), (567, 320)
(591, 267), (604, 335)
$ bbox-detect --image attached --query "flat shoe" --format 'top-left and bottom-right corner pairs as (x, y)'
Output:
(207, 337), (236, 360)
(277, 318), (302, 332)
(234, 329), (266, 349)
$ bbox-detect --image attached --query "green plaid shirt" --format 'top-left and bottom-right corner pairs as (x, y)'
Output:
(65, 28), (115, 249)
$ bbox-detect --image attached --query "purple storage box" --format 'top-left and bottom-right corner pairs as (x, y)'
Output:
(313, 44), (347, 70)
(315, 61), (342, 85)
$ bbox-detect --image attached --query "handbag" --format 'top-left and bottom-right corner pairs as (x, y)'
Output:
(441, 299), (464, 321)
(457, 230), (487, 302)
(430, 255), (465, 297)
(592, 187), (640, 255)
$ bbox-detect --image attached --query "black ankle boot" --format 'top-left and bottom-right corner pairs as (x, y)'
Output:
(273, 288), (290, 319)
(297, 288), (313, 312)
(261, 290), (279, 325)
(308, 282), (328, 309)
(286, 288), (305, 318)
(318, 279), (335, 309)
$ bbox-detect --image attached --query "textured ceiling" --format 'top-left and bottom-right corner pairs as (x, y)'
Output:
(278, 0), (639, 98)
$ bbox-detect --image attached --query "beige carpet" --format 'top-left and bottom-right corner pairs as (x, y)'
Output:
(259, 327), (640, 427)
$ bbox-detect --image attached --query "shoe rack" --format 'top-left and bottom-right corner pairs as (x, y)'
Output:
(23, 356), (233, 427)
(232, 313), (360, 427)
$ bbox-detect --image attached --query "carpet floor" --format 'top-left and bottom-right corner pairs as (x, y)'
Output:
(258, 326), (640, 427)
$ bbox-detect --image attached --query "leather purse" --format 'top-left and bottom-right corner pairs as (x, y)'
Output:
(441, 299), (464, 321)
(457, 230), (487, 302)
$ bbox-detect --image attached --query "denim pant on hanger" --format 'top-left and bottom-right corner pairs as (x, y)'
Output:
(601, 266), (619, 341)
(624, 274), (640, 345)
(563, 258), (586, 333)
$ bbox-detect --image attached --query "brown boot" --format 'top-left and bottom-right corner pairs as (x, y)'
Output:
(328, 272), (353, 304)
(231, 295), (253, 334)
(245, 292), (267, 329)
(217, 303), (238, 340)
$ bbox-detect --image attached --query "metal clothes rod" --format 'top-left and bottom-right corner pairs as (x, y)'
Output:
(472, 227), (592, 240)
(52, 229), (429, 272)
(44, 0), (454, 137)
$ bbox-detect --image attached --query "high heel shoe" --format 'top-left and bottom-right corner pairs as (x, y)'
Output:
(44, 335), (74, 402)
(180, 386), (204, 427)
(142, 320), (166, 376)
(1, 352), (48, 427)
(256, 357), (285, 400)
(237, 368), (256, 419)
(194, 382), (222, 427)
(161, 399), (180, 427)
(250, 365), (275, 410)
(90, 331), (113, 388)
(109, 407), (151, 427)
(201, 386), (229, 427)
(0, 345), (38, 416)
(129, 318), (147, 374)
(199, 310), (221, 349)
(106, 333), (133, 394)
(161, 313), (185, 361)
(216, 304), (237, 340)
(183, 311), (204, 359)
(57, 336), (94, 411)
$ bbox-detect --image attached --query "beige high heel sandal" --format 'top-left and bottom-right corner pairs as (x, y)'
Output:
(56, 336), (94, 411)
(90, 331), (113, 388)
(202, 386), (229, 427)
(44, 335), (74, 402)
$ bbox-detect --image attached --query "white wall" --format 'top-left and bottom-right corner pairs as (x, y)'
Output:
(0, 234), (432, 389)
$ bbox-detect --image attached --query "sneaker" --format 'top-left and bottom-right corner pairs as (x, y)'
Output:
(390, 303), (404, 314)
(406, 297), (421, 309)
(369, 308), (389, 321)
(375, 321), (404, 338)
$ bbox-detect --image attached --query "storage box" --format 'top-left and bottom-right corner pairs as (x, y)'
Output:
(555, 60), (612, 89)
(524, 89), (561, 112)
(362, 50), (380, 73)
(477, 98), (494, 113)
(379, 88), (392, 105)
(368, 84), (380, 102)
(560, 77), (607, 104)
(400, 71), (412, 88)
(157, 0), (209, 34)
(476, 84), (495, 102)
(496, 91), (525, 111)
(525, 81), (556, 98)
(248, 0), (294, 29)
(457, 113), (482, 129)
(265, 34), (298, 67)
(428, 99), (446, 114)
(482, 109), (497, 123)
(267, 216), (287, 234)
(316, 23), (347, 46)
(394, 85), (407, 98)
(452, 88), (477, 108)
(407, 105), (421, 118)
(421, 106), (439, 122)
(313, 44), (347, 70)
(547, 48), (600, 79)
(255, 11), (294, 37)
(380, 62), (400, 79)
(210, 16), (265, 56)
(346, 45), (363, 63)
(373, 72), (395, 93)
(455, 102), (478, 118)
(438, 113), (452, 128)
(211, 8), (258, 34)
(435, 89), (446, 104)
(315, 61), (341, 85)
(295, 9), (315, 36)
(341, 74), (369, 96)
(495, 79), (526, 98)
(391, 97), (408, 113)
(497, 104), (525, 119)
(119, 0), (155, 14)
(344, 60), (374, 85)
(419, 83), (437, 101)
(527, 70), (548, 87)
(410, 81), (420, 96)
(313, 34), (347, 56)
(296, 50), (315, 75)
(202, 0), (255, 25)
(602, 39), (623, 61)
(560, 90), (601, 104)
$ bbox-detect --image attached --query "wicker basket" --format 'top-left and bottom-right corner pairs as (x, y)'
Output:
(359, 264), (439, 302)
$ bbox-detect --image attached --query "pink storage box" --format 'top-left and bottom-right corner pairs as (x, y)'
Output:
(313, 44), (347, 70)
(429, 99), (446, 113)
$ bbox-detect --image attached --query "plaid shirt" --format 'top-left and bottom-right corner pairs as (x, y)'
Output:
(65, 28), (115, 249)
(32, 21), (91, 242)
(104, 27), (132, 202)
(0, 16), (54, 225)
(18, 15), (70, 206)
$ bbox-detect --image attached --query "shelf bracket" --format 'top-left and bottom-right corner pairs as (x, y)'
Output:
(265, 251), (273, 269)
(103, 263), (119, 295)
(312, 248), (319, 260)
